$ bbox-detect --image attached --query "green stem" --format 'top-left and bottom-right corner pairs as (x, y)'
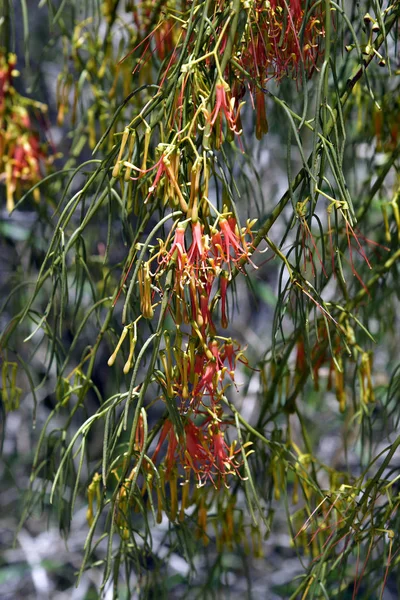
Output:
(0, 0), (10, 52)
(219, 0), (241, 74)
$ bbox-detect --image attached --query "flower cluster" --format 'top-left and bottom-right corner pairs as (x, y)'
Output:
(238, 0), (325, 84)
(131, 214), (256, 492)
(0, 52), (50, 212)
(153, 215), (256, 331)
(103, 0), (333, 533)
(109, 209), (257, 499)
(125, 1), (324, 145)
(158, 334), (247, 411)
(152, 413), (248, 488)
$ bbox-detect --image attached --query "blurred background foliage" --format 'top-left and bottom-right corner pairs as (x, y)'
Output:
(1, 0), (400, 599)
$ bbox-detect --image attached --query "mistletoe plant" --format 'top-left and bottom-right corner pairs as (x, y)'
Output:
(1, 0), (400, 598)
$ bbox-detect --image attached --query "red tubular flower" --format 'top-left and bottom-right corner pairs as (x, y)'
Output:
(199, 290), (213, 331)
(211, 428), (229, 472)
(11, 144), (26, 174)
(288, 0), (302, 21)
(255, 88), (268, 140)
(187, 221), (207, 272)
(188, 272), (200, 322)
(151, 419), (173, 464)
(221, 339), (236, 374)
(208, 340), (225, 370)
(209, 81), (242, 135)
(152, 419), (183, 477)
(295, 338), (306, 376)
(191, 340), (231, 405)
(214, 217), (248, 270)
(145, 156), (165, 197)
(193, 359), (219, 401)
(134, 414), (145, 452)
(164, 423), (179, 476)
(184, 420), (208, 469)
(162, 225), (187, 274)
(208, 426), (242, 478)
(220, 271), (229, 329)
